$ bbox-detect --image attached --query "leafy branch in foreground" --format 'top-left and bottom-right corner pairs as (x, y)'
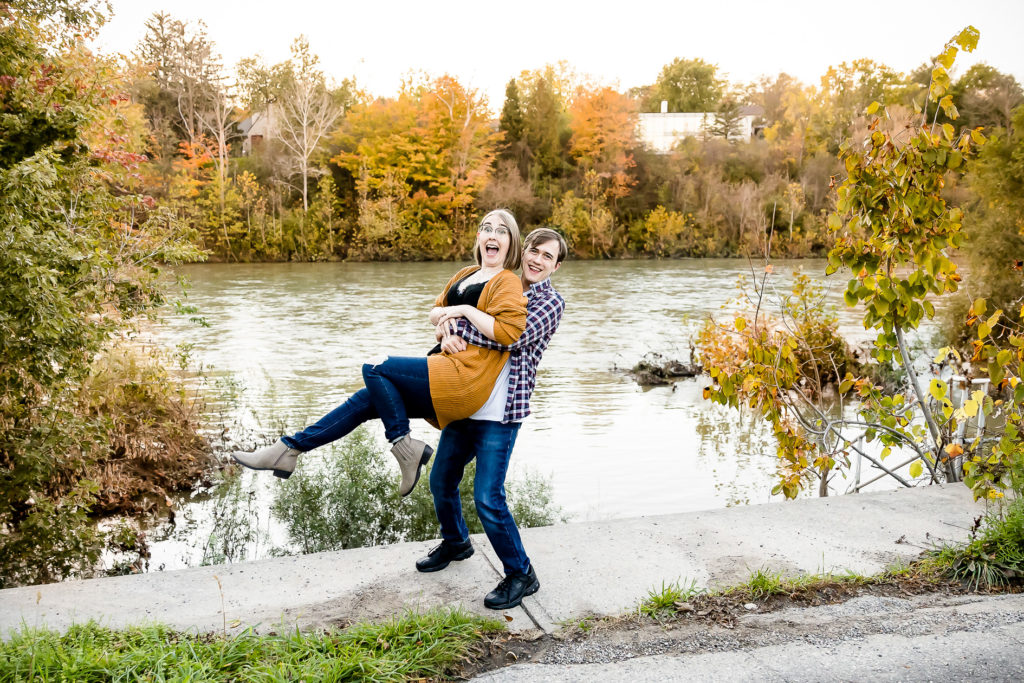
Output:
(699, 26), (1023, 500)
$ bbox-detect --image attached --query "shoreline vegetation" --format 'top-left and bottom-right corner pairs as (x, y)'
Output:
(3, 2), (1022, 591)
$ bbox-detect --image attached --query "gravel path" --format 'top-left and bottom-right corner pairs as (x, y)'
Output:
(474, 592), (1024, 681)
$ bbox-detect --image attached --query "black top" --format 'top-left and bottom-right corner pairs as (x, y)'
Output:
(428, 274), (486, 355)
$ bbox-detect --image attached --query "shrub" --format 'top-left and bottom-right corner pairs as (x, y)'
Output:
(271, 427), (564, 553)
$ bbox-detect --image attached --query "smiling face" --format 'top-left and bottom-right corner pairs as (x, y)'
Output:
(521, 237), (561, 285)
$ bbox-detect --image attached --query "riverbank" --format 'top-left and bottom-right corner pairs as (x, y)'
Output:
(0, 485), (987, 638)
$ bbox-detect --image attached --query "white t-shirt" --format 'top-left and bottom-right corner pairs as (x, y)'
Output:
(469, 357), (512, 422)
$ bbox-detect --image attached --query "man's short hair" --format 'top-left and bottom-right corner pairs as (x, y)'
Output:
(523, 228), (568, 264)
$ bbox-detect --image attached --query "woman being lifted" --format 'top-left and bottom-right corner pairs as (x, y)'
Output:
(231, 209), (527, 497)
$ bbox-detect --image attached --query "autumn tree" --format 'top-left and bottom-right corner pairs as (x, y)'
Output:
(333, 75), (500, 259)
(568, 85), (638, 202)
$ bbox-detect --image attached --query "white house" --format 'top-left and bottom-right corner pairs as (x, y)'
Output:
(237, 105), (277, 155)
(637, 102), (762, 152)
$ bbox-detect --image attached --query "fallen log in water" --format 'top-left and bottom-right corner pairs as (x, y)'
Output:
(626, 351), (702, 386)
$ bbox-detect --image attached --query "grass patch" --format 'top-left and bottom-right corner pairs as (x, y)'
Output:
(928, 496), (1024, 590)
(636, 561), (955, 627)
(0, 608), (504, 682)
(639, 579), (704, 618)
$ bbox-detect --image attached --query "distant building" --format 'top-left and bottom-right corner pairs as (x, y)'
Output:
(238, 106), (277, 155)
(637, 101), (763, 152)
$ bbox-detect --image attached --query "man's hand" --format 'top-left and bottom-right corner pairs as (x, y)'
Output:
(440, 334), (467, 354)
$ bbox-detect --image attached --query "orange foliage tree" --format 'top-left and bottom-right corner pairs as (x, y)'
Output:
(332, 75), (500, 259)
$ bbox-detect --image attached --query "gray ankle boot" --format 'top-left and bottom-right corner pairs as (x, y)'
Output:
(231, 439), (300, 479)
(391, 434), (433, 497)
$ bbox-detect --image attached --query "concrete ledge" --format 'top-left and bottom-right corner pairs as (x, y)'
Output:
(0, 485), (988, 637)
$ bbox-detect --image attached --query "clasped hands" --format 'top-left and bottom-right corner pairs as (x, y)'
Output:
(431, 305), (468, 354)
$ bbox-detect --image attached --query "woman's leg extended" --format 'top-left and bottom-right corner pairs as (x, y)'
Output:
(281, 388), (376, 452)
(361, 356), (434, 442)
(232, 388), (378, 477)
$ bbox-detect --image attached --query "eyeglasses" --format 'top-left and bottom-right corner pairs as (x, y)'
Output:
(479, 225), (510, 237)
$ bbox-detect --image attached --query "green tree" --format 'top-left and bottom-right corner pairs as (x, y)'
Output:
(644, 57), (725, 113)
(0, 1), (202, 585)
(707, 97), (744, 141)
(522, 73), (570, 183)
(955, 64), (1023, 132)
(498, 78), (528, 176)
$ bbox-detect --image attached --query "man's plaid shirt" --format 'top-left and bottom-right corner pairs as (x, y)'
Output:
(455, 277), (564, 422)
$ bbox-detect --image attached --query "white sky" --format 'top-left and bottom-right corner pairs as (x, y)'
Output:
(97, 0), (1024, 115)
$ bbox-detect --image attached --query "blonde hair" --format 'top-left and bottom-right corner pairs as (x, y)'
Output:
(474, 209), (522, 271)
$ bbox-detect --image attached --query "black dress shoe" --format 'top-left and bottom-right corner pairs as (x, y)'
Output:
(484, 565), (539, 610)
(415, 540), (474, 572)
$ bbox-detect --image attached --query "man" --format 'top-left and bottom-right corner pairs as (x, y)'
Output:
(417, 227), (568, 610)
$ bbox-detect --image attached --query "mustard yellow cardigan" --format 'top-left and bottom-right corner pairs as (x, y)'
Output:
(427, 266), (526, 428)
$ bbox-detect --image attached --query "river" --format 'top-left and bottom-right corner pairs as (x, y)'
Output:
(147, 259), (929, 570)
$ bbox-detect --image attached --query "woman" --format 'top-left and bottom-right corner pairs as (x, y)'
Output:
(232, 210), (526, 497)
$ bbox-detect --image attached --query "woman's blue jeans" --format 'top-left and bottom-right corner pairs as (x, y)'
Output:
(282, 356), (434, 451)
(429, 418), (530, 577)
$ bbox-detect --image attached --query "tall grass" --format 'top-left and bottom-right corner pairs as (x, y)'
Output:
(930, 496), (1024, 590)
(0, 609), (503, 682)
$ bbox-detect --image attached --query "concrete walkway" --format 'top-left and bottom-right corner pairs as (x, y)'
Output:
(0, 485), (989, 638)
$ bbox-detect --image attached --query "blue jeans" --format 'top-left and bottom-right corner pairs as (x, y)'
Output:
(282, 356), (434, 451)
(429, 419), (530, 576)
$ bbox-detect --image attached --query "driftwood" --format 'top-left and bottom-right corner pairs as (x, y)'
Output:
(627, 350), (702, 387)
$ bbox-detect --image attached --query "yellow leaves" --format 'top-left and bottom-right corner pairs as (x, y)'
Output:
(960, 397), (980, 419)
(938, 95), (959, 121)
(954, 25), (980, 52)
(734, 317), (747, 332)
(866, 101), (881, 116)
(932, 346), (961, 363)
(978, 309), (1002, 339)
(909, 460), (924, 478)
(945, 443), (964, 459)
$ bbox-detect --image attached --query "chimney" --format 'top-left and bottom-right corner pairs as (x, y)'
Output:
(660, 100), (669, 114)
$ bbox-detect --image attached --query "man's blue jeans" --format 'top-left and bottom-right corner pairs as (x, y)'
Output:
(429, 419), (530, 576)
(282, 356), (433, 451)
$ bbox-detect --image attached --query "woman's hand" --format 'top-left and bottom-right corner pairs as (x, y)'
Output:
(430, 305), (468, 327)
(435, 305), (468, 330)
